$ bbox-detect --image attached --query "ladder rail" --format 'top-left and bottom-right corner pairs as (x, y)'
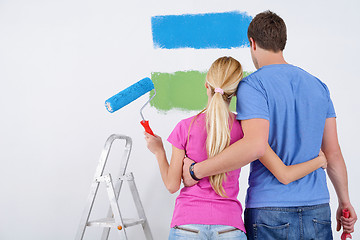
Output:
(75, 134), (132, 240)
(101, 134), (132, 240)
(127, 173), (153, 240)
(104, 174), (127, 239)
(101, 135), (132, 240)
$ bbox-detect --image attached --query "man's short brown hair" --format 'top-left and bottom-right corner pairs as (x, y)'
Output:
(247, 11), (287, 52)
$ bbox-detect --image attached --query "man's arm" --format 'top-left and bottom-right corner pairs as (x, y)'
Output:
(322, 117), (357, 233)
(182, 118), (269, 185)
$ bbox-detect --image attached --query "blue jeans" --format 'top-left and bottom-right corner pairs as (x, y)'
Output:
(169, 224), (247, 240)
(244, 203), (333, 240)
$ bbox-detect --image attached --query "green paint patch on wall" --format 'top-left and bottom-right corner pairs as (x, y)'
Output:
(150, 71), (251, 112)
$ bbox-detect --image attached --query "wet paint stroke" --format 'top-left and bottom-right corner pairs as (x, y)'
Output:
(150, 71), (252, 112)
(151, 11), (252, 49)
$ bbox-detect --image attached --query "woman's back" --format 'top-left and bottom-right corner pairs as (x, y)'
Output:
(167, 113), (246, 231)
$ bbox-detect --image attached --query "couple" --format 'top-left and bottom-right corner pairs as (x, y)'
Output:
(144, 10), (357, 239)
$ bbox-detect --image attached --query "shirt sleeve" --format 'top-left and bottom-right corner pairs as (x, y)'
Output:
(236, 79), (269, 121)
(326, 97), (336, 118)
(323, 83), (336, 118)
(167, 120), (187, 150)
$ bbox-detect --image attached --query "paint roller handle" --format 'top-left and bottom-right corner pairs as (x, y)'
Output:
(341, 209), (352, 240)
(140, 120), (154, 136)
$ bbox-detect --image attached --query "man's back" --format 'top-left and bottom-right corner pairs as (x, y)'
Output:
(236, 64), (336, 208)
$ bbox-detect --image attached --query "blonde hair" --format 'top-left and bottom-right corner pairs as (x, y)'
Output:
(205, 56), (243, 197)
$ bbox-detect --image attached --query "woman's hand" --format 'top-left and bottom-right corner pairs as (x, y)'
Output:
(318, 150), (327, 169)
(144, 132), (165, 156)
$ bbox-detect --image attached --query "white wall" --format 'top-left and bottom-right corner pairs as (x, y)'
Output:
(0, 0), (359, 239)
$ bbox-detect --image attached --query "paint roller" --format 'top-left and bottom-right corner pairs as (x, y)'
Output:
(105, 77), (156, 136)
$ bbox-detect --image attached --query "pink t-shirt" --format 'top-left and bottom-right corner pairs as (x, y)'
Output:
(167, 113), (246, 232)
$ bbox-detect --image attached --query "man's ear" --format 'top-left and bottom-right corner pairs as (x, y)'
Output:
(249, 37), (256, 51)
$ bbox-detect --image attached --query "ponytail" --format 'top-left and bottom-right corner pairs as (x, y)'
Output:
(206, 92), (232, 197)
(205, 56), (243, 197)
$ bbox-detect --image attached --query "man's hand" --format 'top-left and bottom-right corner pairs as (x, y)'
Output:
(182, 157), (198, 187)
(336, 203), (357, 233)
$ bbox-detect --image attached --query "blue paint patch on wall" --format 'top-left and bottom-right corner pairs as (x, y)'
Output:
(151, 11), (252, 49)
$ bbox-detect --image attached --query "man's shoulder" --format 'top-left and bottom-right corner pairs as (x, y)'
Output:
(241, 65), (284, 83)
(242, 69), (260, 82)
(292, 66), (330, 92)
(239, 70), (264, 90)
(243, 64), (323, 84)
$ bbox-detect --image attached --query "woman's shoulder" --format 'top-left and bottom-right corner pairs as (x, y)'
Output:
(168, 113), (206, 146)
(171, 113), (206, 138)
(177, 113), (205, 127)
(231, 114), (242, 128)
(230, 113), (244, 140)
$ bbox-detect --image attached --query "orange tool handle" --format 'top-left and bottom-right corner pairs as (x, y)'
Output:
(341, 209), (352, 240)
(140, 120), (154, 136)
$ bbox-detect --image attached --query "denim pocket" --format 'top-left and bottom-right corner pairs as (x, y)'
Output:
(217, 228), (247, 240)
(218, 227), (239, 234)
(254, 222), (289, 240)
(312, 219), (333, 240)
(173, 225), (199, 233)
(169, 225), (200, 240)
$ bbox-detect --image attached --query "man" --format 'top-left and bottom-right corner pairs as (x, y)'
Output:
(183, 10), (356, 239)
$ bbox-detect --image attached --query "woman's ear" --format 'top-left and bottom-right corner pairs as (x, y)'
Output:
(205, 82), (212, 97)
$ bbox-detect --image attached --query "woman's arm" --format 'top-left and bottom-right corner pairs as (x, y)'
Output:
(260, 144), (326, 185)
(144, 132), (185, 193)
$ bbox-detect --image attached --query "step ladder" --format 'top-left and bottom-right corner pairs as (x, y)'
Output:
(75, 134), (153, 240)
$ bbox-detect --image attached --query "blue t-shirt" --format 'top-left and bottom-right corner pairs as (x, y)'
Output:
(236, 64), (336, 208)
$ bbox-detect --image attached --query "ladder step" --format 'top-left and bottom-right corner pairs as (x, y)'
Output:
(123, 218), (146, 227)
(87, 218), (146, 228)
